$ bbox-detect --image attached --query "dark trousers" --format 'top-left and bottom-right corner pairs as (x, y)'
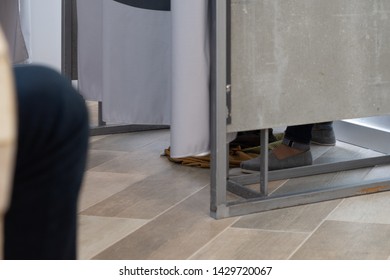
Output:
(284, 122), (333, 144)
(4, 65), (89, 259)
(284, 124), (314, 144)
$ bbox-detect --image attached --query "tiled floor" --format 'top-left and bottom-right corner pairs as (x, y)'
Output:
(79, 102), (390, 260)
(77, 125), (390, 260)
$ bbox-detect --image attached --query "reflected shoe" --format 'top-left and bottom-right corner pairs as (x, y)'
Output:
(240, 149), (313, 172)
(311, 123), (336, 146)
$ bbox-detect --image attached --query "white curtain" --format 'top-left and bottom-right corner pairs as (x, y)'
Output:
(77, 0), (171, 125)
(170, 0), (210, 157)
(101, 1), (171, 125)
(77, 0), (210, 157)
(77, 0), (104, 102)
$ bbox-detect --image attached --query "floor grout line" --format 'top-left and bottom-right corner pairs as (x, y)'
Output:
(79, 217), (150, 260)
(87, 183), (211, 259)
(78, 172), (148, 213)
(326, 216), (390, 226)
(227, 226), (311, 235)
(286, 198), (346, 260)
(143, 183), (210, 222)
(269, 179), (289, 195)
(186, 217), (240, 260)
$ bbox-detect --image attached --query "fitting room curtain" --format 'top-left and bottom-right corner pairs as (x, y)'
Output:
(77, 0), (210, 157)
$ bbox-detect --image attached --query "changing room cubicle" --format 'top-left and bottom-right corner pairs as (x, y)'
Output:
(210, 0), (390, 218)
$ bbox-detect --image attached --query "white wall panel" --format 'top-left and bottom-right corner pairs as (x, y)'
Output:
(30, 0), (61, 71)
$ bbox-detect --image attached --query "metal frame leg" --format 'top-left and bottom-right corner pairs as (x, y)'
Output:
(210, 0), (228, 218)
(260, 129), (269, 195)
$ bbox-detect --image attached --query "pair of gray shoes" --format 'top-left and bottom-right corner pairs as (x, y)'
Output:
(240, 124), (335, 172)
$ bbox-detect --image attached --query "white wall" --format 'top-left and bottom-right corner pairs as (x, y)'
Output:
(29, 0), (62, 71)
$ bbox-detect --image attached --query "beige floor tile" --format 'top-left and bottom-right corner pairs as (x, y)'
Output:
(78, 215), (148, 260)
(233, 199), (341, 232)
(90, 129), (169, 152)
(74, 126), (390, 260)
(326, 165), (390, 225)
(273, 168), (372, 196)
(79, 171), (147, 212)
(89, 135), (172, 176)
(327, 192), (390, 225)
(190, 228), (308, 260)
(86, 149), (128, 170)
(89, 135), (108, 143)
(291, 220), (390, 259)
(91, 187), (237, 260)
(90, 150), (172, 176)
(82, 165), (210, 219)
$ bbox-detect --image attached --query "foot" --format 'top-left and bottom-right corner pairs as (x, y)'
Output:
(240, 144), (313, 172)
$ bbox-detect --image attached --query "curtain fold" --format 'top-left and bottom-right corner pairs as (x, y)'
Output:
(170, 0), (210, 157)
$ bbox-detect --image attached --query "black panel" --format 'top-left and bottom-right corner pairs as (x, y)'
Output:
(113, 0), (170, 11)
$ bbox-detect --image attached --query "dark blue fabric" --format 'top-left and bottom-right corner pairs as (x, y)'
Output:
(113, 0), (170, 11)
(4, 65), (89, 260)
(284, 124), (314, 144)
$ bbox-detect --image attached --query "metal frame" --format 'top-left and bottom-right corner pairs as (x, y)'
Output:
(61, 0), (169, 136)
(210, 0), (390, 219)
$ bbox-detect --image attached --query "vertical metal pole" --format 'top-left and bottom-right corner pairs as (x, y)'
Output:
(61, 0), (77, 80)
(210, 0), (228, 218)
(260, 129), (269, 195)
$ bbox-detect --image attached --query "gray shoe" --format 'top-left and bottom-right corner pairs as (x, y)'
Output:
(240, 150), (313, 172)
(311, 123), (336, 146)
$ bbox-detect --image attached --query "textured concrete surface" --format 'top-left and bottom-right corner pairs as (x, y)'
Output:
(229, 0), (390, 132)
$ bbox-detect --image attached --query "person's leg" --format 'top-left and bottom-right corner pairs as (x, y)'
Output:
(284, 124), (313, 145)
(4, 65), (89, 260)
(311, 121), (336, 145)
(267, 124), (313, 169)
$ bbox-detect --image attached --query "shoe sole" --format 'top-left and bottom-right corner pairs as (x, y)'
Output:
(240, 168), (260, 174)
(311, 140), (336, 146)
